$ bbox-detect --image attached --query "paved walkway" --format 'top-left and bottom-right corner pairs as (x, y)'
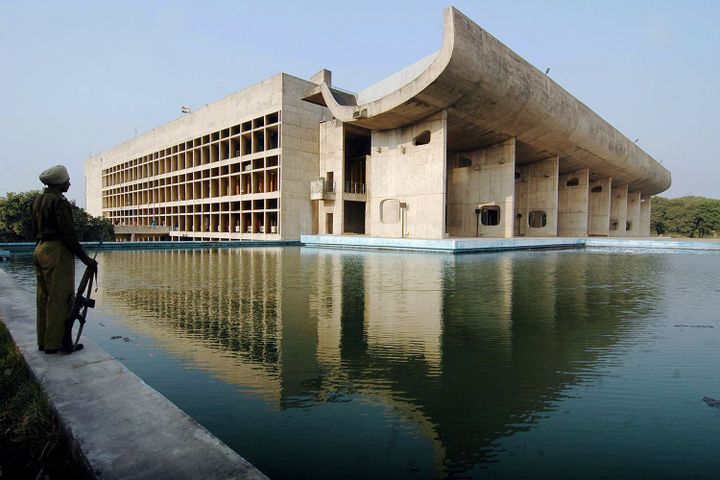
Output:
(0, 270), (267, 480)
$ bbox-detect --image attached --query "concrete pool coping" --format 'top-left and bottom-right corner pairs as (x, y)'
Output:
(300, 235), (720, 253)
(2, 237), (718, 255)
(0, 270), (267, 480)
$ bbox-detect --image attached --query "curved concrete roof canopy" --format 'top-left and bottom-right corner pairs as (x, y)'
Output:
(316, 6), (671, 196)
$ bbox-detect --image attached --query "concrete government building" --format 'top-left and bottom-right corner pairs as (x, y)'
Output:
(85, 7), (671, 242)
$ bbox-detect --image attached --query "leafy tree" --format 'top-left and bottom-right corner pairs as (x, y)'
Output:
(0, 191), (39, 242)
(0, 190), (114, 242)
(651, 196), (720, 238)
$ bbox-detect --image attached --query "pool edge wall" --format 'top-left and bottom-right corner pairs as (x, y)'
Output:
(0, 269), (267, 480)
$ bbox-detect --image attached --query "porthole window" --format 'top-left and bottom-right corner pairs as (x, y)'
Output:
(566, 177), (579, 187)
(591, 185), (603, 193)
(528, 210), (547, 228)
(479, 206), (500, 226)
(413, 130), (431, 146)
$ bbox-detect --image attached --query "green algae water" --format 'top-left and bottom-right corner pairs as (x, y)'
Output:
(3, 247), (720, 479)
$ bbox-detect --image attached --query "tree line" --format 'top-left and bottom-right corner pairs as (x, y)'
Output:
(0, 190), (113, 242)
(651, 196), (720, 238)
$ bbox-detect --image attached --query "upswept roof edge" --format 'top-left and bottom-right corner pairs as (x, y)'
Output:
(316, 7), (670, 195)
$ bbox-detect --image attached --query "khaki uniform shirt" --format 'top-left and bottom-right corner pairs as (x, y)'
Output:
(31, 187), (83, 256)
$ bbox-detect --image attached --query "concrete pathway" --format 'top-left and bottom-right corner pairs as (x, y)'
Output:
(0, 270), (267, 480)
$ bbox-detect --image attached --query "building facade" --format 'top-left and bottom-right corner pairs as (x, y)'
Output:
(85, 7), (670, 241)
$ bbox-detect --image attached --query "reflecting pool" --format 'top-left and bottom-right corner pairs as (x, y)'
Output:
(3, 247), (720, 479)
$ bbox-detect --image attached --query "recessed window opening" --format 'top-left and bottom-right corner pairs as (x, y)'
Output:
(457, 157), (472, 168)
(591, 185), (603, 193)
(528, 210), (547, 228)
(514, 171), (521, 180)
(566, 177), (579, 187)
(610, 219), (619, 230)
(480, 206), (500, 226)
(413, 130), (431, 146)
(626, 221), (632, 231)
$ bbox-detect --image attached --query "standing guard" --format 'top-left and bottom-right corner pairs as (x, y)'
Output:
(32, 165), (98, 354)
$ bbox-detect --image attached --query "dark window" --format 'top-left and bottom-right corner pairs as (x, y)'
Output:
(413, 130), (431, 146)
(480, 206), (500, 226)
(626, 221), (632, 231)
(515, 171), (521, 180)
(457, 157), (472, 168)
(591, 185), (603, 193)
(566, 177), (579, 187)
(529, 210), (547, 228)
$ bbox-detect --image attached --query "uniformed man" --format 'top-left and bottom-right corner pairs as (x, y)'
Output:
(32, 165), (98, 354)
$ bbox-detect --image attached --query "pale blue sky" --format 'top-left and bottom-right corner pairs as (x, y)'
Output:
(1, 0), (718, 205)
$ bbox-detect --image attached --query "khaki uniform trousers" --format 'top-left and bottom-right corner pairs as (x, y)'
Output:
(34, 241), (75, 350)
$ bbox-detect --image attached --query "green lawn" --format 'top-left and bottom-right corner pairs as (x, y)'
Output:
(0, 321), (82, 479)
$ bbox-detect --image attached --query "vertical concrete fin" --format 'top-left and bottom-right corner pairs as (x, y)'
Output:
(558, 168), (590, 237)
(609, 184), (629, 237)
(588, 177), (612, 236)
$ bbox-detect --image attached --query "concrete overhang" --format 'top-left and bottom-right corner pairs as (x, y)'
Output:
(311, 6), (671, 196)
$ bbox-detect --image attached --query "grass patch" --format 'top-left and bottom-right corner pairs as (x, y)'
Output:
(0, 321), (83, 479)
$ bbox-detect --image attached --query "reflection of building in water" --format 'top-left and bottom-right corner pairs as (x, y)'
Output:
(98, 248), (285, 402)
(98, 249), (663, 476)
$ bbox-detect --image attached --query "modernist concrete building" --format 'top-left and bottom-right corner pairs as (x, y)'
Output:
(85, 7), (670, 241)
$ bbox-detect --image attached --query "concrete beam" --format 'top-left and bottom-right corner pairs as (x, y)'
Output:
(558, 168), (590, 237)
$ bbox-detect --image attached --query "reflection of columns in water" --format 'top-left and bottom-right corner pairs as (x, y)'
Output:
(312, 252), (344, 366)
(339, 255), (367, 361)
(278, 248), (322, 405)
(363, 253), (444, 370)
(97, 249), (285, 401)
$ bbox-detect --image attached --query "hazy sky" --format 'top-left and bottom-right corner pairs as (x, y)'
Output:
(1, 0), (718, 206)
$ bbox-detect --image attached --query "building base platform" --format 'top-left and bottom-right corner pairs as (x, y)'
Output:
(300, 235), (720, 253)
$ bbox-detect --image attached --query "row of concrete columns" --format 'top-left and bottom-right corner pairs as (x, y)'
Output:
(447, 138), (652, 238)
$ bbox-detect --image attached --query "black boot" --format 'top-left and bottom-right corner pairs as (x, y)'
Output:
(60, 343), (84, 354)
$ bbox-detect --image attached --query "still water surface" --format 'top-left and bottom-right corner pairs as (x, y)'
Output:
(3, 247), (720, 479)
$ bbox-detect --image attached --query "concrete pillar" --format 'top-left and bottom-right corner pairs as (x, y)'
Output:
(367, 110), (447, 239)
(514, 155), (559, 237)
(588, 177), (612, 236)
(625, 191), (641, 237)
(609, 184), (629, 237)
(558, 168), (590, 237)
(318, 119), (344, 235)
(446, 138), (515, 238)
(640, 195), (652, 237)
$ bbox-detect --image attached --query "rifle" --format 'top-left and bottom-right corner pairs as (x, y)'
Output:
(63, 236), (104, 351)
